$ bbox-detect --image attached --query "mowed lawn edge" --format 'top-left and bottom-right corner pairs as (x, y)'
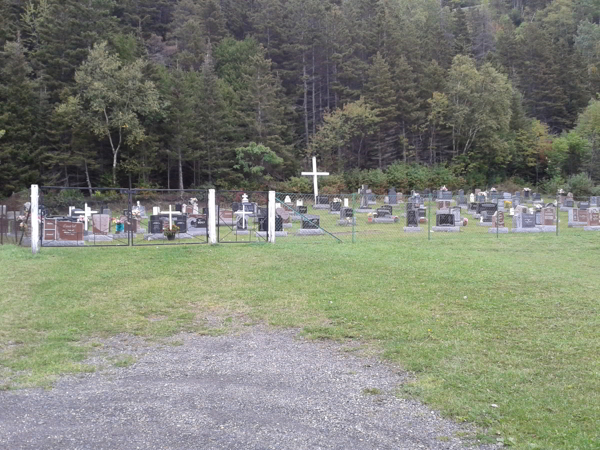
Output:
(0, 234), (598, 450)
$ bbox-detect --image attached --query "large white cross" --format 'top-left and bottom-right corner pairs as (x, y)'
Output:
(160, 205), (182, 230)
(301, 156), (329, 203)
(234, 208), (250, 229)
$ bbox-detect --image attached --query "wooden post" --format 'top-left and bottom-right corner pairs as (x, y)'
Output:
(31, 184), (39, 254)
(268, 191), (276, 244)
(208, 189), (217, 244)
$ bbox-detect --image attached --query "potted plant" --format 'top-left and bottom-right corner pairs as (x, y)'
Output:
(163, 223), (179, 241)
(112, 217), (125, 233)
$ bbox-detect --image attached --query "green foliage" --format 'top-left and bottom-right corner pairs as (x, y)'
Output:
(43, 189), (86, 214)
(565, 172), (596, 197)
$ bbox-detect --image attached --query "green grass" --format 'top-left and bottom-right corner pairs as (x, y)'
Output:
(1, 233), (599, 450)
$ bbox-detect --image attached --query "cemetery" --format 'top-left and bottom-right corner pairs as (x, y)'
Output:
(1, 182), (599, 450)
(4, 182), (600, 250)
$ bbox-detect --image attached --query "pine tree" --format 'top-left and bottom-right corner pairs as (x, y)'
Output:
(365, 52), (396, 168)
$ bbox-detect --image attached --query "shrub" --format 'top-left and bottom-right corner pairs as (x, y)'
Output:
(566, 173), (595, 197)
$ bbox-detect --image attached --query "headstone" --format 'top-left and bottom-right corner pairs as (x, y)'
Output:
(57, 221), (84, 240)
(478, 202), (497, 217)
(330, 201), (341, 212)
(92, 214), (110, 235)
(388, 187), (397, 204)
(344, 198), (349, 207)
(579, 201), (589, 210)
(469, 193), (475, 203)
(340, 207), (353, 218)
(296, 199), (303, 207)
(442, 191), (453, 200)
(589, 210), (599, 226)
(533, 193), (542, 202)
(406, 210), (418, 227)
(297, 206), (308, 214)
(458, 190), (466, 205)
(476, 194), (486, 203)
(437, 200), (451, 210)
(578, 209), (589, 224)
(542, 207), (555, 226)
(376, 208), (390, 217)
(316, 195), (329, 205)
(149, 215), (163, 233)
(523, 188), (531, 199)
(153, 206), (160, 216)
(522, 213), (536, 228)
(436, 213), (455, 226)
(590, 196), (598, 207)
(284, 195), (292, 204)
(358, 185), (371, 210)
(491, 211), (505, 227)
(302, 216), (320, 229)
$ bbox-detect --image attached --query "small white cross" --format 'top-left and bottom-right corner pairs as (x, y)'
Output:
(301, 156), (329, 204)
(82, 203), (97, 231)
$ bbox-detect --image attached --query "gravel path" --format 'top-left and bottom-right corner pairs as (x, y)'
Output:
(0, 327), (496, 450)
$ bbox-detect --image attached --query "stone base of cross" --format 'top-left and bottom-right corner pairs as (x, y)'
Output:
(301, 156), (329, 204)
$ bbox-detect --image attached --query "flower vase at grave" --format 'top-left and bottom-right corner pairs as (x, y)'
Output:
(116, 223), (124, 233)
(166, 234), (175, 241)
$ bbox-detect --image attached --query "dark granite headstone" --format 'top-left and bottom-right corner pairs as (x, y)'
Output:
(175, 204), (183, 212)
(258, 217), (267, 232)
(316, 195), (329, 205)
(564, 199), (574, 208)
(533, 193), (541, 201)
(477, 202), (497, 216)
(522, 213), (536, 228)
(579, 201), (589, 210)
(149, 215), (163, 233)
(376, 208), (390, 217)
(436, 213), (455, 226)
(297, 206), (308, 214)
(406, 210), (418, 227)
(380, 205), (393, 214)
(330, 201), (341, 211)
(442, 191), (453, 200)
(340, 207), (353, 218)
(578, 209), (589, 224)
(302, 216), (320, 229)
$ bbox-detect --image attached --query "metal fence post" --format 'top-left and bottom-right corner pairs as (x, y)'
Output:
(556, 192), (559, 236)
(208, 189), (217, 244)
(428, 193), (431, 241)
(31, 184), (39, 254)
(352, 193), (356, 244)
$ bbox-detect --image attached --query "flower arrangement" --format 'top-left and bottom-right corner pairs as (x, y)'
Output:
(112, 217), (124, 225)
(132, 210), (141, 219)
(163, 224), (179, 237)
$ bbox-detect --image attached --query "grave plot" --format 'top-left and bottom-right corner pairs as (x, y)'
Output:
(131, 189), (209, 246)
(39, 187), (130, 247)
(275, 193), (349, 243)
(216, 191), (268, 243)
(0, 190), (33, 246)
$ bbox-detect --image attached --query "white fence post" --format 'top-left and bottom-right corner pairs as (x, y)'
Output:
(31, 184), (39, 254)
(268, 191), (276, 243)
(208, 189), (217, 244)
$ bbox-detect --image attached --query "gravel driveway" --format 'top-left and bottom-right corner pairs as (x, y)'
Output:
(0, 327), (496, 449)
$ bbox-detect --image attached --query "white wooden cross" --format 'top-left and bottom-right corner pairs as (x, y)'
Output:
(301, 156), (329, 203)
(234, 208), (250, 229)
(160, 205), (182, 230)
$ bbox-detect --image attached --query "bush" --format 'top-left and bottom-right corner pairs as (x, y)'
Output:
(276, 176), (312, 194)
(320, 174), (347, 194)
(566, 173), (595, 197)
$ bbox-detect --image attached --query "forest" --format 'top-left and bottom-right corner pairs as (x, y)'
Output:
(2, 0), (600, 196)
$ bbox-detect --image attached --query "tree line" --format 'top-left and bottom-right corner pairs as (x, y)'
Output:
(2, 0), (600, 197)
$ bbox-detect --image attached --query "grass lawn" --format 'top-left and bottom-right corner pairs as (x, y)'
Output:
(0, 232), (598, 450)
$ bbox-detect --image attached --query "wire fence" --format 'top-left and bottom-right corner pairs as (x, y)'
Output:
(2, 188), (599, 247)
